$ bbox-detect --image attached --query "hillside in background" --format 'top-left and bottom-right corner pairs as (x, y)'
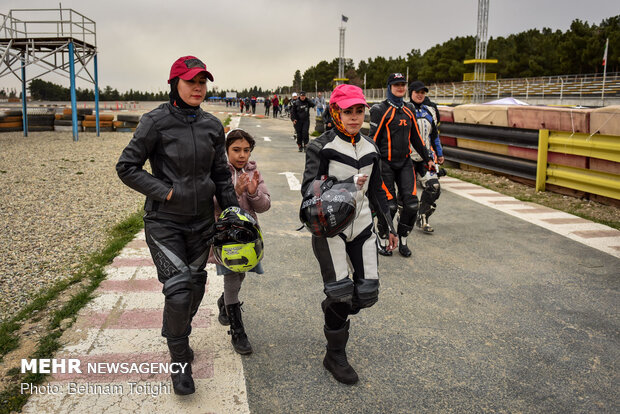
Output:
(297, 15), (619, 91)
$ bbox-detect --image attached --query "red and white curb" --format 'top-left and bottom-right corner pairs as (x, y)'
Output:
(441, 177), (620, 259)
(22, 231), (250, 414)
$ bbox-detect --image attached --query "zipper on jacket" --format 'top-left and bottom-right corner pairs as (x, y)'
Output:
(348, 141), (365, 240)
(190, 122), (198, 214)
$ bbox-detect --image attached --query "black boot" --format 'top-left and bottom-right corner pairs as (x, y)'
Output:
(323, 320), (359, 385)
(217, 293), (230, 326)
(226, 303), (253, 355)
(167, 338), (195, 395)
(398, 236), (412, 257)
(397, 223), (413, 257)
(376, 237), (392, 257)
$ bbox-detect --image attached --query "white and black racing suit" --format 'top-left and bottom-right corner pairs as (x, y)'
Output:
(411, 101), (443, 224)
(301, 128), (395, 329)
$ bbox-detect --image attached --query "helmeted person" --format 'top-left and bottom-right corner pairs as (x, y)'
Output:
(409, 80), (445, 233)
(301, 84), (397, 385)
(116, 56), (238, 395)
(291, 91), (316, 152)
(369, 73), (434, 257)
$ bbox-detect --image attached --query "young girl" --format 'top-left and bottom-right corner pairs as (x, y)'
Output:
(301, 84), (397, 384)
(210, 129), (271, 355)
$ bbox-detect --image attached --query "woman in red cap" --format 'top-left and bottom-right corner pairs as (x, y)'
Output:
(301, 84), (398, 384)
(117, 56), (239, 395)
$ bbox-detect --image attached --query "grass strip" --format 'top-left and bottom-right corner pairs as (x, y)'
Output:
(0, 209), (144, 414)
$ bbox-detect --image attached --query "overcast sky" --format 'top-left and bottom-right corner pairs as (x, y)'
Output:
(1, 0), (618, 94)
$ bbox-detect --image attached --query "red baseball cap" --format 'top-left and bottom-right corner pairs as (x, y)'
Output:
(330, 84), (368, 109)
(168, 56), (214, 84)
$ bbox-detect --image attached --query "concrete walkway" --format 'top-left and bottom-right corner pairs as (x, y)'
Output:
(21, 231), (250, 414)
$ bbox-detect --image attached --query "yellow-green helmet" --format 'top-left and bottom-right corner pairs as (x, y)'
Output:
(212, 207), (264, 272)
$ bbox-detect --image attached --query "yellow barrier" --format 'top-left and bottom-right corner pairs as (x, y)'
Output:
(536, 129), (620, 199)
(536, 130), (549, 191)
(547, 164), (620, 200)
(548, 132), (620, 163)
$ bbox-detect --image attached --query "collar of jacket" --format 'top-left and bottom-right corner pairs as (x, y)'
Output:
(334, 128), (361, 145)
(386, 99), (404, 109)
(411, 100), (423, 109)
(168, 102), (201, 123)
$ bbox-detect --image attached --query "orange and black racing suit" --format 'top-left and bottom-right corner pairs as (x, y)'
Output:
(369, 99), (430, 238)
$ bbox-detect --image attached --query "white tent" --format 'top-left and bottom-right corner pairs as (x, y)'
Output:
(482, 97), (529, 105)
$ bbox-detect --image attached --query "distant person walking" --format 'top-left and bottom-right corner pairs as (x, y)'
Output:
(272, 95), (279, 118)
(291, 91), (315, 152)
(315, 91), (326, 116)
(116, 55), (239, 396)
(264, 95), (271, 116)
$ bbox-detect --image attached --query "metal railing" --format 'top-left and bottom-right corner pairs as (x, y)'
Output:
(316, 72), (620, 104)
(536, 130), (620, 199)
(0, 8), (96, 48)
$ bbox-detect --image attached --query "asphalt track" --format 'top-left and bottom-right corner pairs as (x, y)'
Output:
(234, 112), (619, 413)
(19, 108), (619, 413)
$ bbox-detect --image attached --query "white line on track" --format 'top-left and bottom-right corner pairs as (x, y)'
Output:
(279, 172), (301, 191)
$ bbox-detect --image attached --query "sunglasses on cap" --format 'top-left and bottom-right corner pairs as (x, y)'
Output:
(183, 58), (206, 69)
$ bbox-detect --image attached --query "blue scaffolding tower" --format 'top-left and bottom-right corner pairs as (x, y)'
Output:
(0, 7), (99, 141)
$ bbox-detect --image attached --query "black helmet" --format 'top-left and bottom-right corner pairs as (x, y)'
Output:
(299, 176), (357, 237)
(211, 207), (264, 272)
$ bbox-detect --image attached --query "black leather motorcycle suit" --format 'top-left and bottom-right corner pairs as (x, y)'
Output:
(117, 102), (238, 341)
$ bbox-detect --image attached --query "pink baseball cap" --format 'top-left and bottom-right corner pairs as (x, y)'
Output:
(330, 84), (369, 109)
(168, 56), (214, 84)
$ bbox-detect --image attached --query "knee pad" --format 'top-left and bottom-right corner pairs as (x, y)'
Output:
(388, 200), (398, 219)
(428, 179), (441, 200)
(352, 278), (379, 312)
(323, 278), (354, 308)
(399, 201), (419, 227)
(162, 272), (194, 339)
(419, 180), (440, 216)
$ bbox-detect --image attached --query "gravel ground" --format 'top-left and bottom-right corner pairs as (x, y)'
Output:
(0, 104), (231, 323)
(0, 130), (144, 322)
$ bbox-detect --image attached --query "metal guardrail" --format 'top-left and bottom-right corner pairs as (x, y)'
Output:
(439, 124), (620, 200)
(443, 146), (537, 180)
(0, 8), (96, 48)
(536, 130), (620, 199)
(440, 122), (539, 149)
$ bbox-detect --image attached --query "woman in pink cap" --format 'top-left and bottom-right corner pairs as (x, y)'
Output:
(117, 56), (239, 395)
(301, 84), (398, 384)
